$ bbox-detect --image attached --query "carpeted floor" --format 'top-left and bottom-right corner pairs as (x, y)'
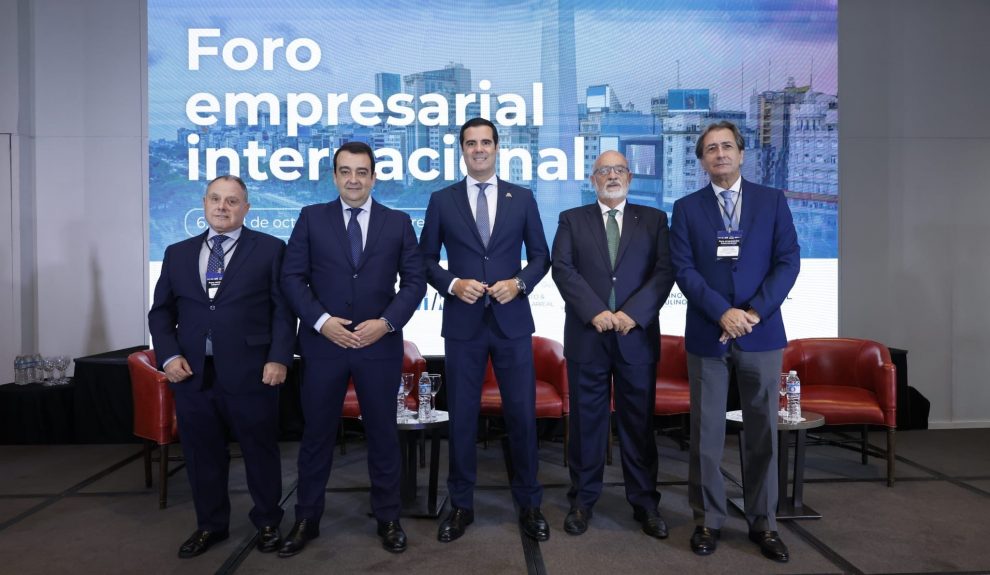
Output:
(1, 426), (989, 574)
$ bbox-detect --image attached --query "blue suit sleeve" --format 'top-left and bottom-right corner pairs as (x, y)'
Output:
(746, 190), (800, 319)
(280, 207), (329, 328)
(382, 213), (427, 329)
(517, 191), (550, 290)
(148, 245), (182, 370)
(266, 240), (297, 366)
(551, 211), (608, 323)
(420, 192), (456, 293)
(669, 199), (733, 325)
(621, 211), (675, 328)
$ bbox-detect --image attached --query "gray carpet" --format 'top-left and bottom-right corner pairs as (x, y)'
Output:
(1, 428), (989, 574)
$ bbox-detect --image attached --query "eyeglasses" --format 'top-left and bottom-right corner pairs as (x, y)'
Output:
(593, 165), (630, 176)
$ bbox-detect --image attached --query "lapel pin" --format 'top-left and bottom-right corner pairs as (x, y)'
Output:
(505, 192), (512, 198)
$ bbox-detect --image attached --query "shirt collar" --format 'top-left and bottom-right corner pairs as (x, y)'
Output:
(712, 177), (742, 196)
(598, 198), (627, 215)
(466, 174), (497, 194)
(340, 195), (373, 216)
(208, 226), (242, 241)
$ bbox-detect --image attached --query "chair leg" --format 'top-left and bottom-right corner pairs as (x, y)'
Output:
(419, 430), (426, 469)
(339, 420), (347, 455)
(563, 414), (569, 468)
(861, 425), (869, 465)
(483, 417), (490, 449)
(143, 441), (152, 488)
(887, 428), (896, 487)
(158, 443), (169, 510)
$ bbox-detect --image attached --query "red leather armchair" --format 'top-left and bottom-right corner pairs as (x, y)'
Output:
(338, 340), (428, 454)
(782, 338), (897, 486)
(127, 349), (179, 509)
(480, 336), (569, 466)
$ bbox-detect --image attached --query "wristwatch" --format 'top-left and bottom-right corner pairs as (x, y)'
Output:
(380, 317), (395, 332)
(514, 277), (526, 295)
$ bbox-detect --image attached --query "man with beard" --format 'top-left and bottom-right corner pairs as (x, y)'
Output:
(551, 150), (675, 538)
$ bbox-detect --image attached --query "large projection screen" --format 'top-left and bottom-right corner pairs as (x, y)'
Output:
(148, 0), (838, 355)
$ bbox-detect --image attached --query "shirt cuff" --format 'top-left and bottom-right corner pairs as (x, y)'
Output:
(314, 313), (331, 332)
(447, 278), (459, 295)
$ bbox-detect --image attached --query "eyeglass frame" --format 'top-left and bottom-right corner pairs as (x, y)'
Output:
(592, 165), (630, 177)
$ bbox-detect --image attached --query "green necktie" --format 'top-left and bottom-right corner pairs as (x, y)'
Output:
(606, 209), (619, 311)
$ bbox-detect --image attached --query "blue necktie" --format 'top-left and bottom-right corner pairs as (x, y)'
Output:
(207, 235), (228, 275)
(606, 209), (619, 311)
(720, 190), (736, 231)
(475, 182), (491, 247)
(347, 207), (363, 267)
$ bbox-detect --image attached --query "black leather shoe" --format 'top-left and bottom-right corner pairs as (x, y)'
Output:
(563, 507), (591, 535)
(690, 526), (720, 556)
(377, 520), (407, 553)
(256, 525), (281, 553)
(438, 507), (474, 542)
(177, 529), (229, 558)
(277, 519), (319, 558)
(519, 507), (550, 541)
(632, 506), (669, 539)
(749, 530), (790, 562)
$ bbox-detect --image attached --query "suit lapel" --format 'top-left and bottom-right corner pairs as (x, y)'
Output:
(614, 203), (640, 268)
(700, 183), (725, 232)
(188, 232), (210, 300)
(360, 200), (387, 270)
(326, 199), (355, 270)
(213, 228), (257, 300)
(738, 179), (757, 234)
(584, 204), (612, 270)
(453, 179), (486, 249)
(488, 178), (513, 247)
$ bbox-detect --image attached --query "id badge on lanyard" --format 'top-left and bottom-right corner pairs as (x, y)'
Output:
(206, 271), (223, 299)
(717, 231), (743, 260)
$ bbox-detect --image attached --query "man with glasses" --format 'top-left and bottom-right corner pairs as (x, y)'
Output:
(669, 121), (799, 562)
(551, 150), (675, 538)
(279, 141), (426, 556)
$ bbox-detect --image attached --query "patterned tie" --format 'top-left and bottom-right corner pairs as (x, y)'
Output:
(475, 182), (491, 247)
(720, 190), (736, 231)
(606, 209), (620, 311)
(207, 235), (228, 275)
(347, 207), (363, 267)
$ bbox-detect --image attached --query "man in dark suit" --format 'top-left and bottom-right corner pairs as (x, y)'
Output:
(551, 150), (675, 538)
(419, 117), (551, 542)
(149, 175), (295, 558)
(669, 121), (800, 562)
(278, 141), (425, 556)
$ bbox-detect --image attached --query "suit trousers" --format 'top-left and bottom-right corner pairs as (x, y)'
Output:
(567, 332), (659, 511)
(444, 309), (542, 510)
(294, 353), (402, 523)
(687, 345), (782, 532)
(172, 358), (283, 532)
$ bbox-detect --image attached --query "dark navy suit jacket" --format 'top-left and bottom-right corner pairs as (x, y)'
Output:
(148, 227), (296, 394)
(280, 198), (425, 357)
(552, 202), (675, 364)
(419, 178), (549, 339)
(670, 179), (800, 357)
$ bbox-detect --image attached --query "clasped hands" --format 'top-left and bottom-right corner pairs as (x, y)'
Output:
(452, 278), (519, 305)
(320, 316), (389, 349)
(591, 310), (637, 335)
(163, 356), (286, 386)
(719, 307), (760, 343)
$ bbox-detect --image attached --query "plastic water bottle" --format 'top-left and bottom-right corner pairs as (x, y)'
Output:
(417, 372), (431, 420)
(14, 355), (27, 385)
(785, 370), (801, 423)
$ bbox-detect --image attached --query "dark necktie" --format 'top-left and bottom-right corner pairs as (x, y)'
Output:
(720, 190), (736, 231)
(207, 234), (228, 275)
(475, 182), (491, 247)
(347, 207), (363, 266)
(606, 209), (619, 311)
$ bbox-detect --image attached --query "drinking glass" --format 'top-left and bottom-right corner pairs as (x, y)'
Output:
(55, 356), (71, 384)
(397, 373), (415, 418)
(41, 357), (57, 386)
(428, 373), (443, 420)
(778, 373), (788, 415)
